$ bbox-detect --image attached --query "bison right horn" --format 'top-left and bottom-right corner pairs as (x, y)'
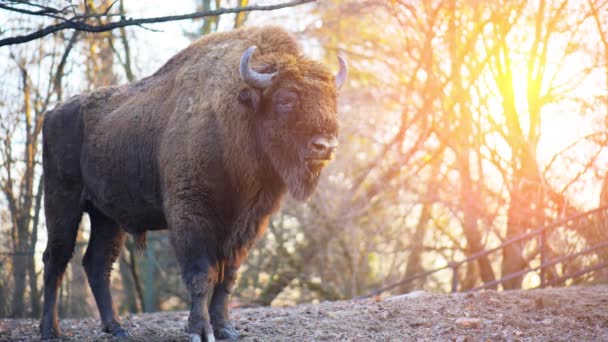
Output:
(335, 55), (348, 90)
(239, 46), (276, 89)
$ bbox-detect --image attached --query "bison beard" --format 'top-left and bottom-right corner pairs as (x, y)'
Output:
(285, 159), (321, 201)
(39, 26), (346, 342)
(264, 125), (321, 201)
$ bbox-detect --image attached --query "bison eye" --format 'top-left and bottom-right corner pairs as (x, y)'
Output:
(273, 89), (299, 115)
(277, 99), (295, 112)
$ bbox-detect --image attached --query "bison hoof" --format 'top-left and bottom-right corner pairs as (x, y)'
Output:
(214, 322), (239, 340)
(41, 327), (62, 341)
(190, 333), (216, 342)
(112, 327), (132, 339)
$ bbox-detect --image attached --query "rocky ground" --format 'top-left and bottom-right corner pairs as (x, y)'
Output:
(2, 285), (608, 341)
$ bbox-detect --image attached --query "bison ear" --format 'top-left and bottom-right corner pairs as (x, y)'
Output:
(238, 88), (262, 113)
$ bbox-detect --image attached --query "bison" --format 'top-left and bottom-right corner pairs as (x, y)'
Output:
(40, 26), (346, 341)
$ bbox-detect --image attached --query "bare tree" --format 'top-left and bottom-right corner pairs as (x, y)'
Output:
(0, 0), (314, 46)
(0, 32), (78, 316)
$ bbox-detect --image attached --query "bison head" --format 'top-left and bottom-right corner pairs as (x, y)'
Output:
(238, 46), (347, 201)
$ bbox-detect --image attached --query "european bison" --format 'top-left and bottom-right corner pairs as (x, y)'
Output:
(40, 26), (346, 341)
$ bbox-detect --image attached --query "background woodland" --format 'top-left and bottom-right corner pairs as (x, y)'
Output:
(0, 0), (607, 318)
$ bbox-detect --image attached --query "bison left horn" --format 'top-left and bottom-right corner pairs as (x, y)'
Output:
(335, 55), (348, 90)
(240, 46), (276, 89)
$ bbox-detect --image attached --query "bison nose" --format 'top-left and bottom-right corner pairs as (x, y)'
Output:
(309, 135), (339, 159)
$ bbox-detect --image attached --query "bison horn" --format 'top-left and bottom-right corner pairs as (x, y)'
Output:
(335, 55), (348, 90)
(239, 46), (276, 89)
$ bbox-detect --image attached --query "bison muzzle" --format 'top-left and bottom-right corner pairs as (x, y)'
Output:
(40, 26), (347, 341)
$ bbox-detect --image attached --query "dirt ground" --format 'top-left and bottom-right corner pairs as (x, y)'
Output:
(2, 285), (608, 341)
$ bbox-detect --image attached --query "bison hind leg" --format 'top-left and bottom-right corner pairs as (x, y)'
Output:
(40, 190), (83, 340)
(82, 207), (130, 338)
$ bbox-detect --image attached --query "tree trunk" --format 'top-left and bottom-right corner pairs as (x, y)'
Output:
(144, 240), (156, 312)
(118, 244), (141, 313)
(11, 251), (26, 317)
(399, 159), (442, 293)
(65, 229), (93, 317)
(502, 179), (532, 289)
(399, 202), (431, 294)
(460, 160), (497, 290)
(28, 177), (44, 317)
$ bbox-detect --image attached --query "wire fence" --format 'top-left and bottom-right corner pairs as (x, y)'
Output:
(363, 205), (608, 297)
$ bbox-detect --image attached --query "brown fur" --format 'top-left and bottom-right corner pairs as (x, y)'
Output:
(40, 26), (341, 340)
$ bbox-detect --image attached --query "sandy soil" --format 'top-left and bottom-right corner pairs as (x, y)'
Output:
(2, 285), (608, 341)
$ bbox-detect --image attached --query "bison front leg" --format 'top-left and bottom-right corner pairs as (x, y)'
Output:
(170, 225), (218, 342)
(209, 263), (240, 340)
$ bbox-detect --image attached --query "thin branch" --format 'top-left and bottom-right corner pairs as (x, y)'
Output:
(0, 0), (316, 47)
(5, 0), (73, 14)
(103, 0), (119, 16)
(0, 4), (64, 20)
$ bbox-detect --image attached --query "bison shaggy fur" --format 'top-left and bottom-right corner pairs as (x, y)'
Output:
(40, 26), (345, 342)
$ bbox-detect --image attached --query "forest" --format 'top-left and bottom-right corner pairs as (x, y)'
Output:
(0, 0), (607, 323)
